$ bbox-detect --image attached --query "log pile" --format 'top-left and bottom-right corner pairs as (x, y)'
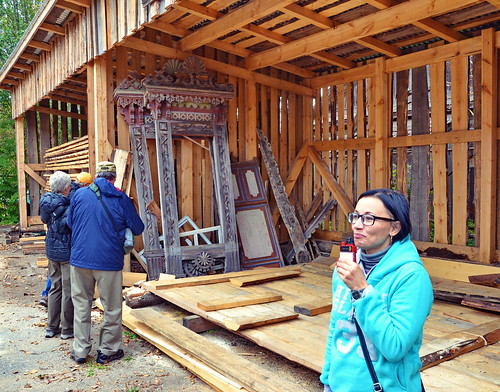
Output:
(19, 235), (46, 254)
(44, 135), (89, 172)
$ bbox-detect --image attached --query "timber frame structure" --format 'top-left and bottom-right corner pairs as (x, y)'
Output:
(0, 0), (499, 265)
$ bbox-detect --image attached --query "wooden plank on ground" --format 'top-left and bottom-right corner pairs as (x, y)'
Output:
(468, 273), (500, 288)
(229, 270), (302, 287)
(37, 256), (48, 268)
(131, 307), (308, 392)
(223, 306), (299, 331)
(294, 297), (332, 316)
(421, 323), (500, 370)
(182, 315), (218, 333)
(148, 266), (302, 290)
(109, 304), (247, 392)
(198, 292), (283, 311)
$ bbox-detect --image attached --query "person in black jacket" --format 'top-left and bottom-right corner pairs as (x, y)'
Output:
(40, 171), (73, 339)
(39, 172), (93, 307)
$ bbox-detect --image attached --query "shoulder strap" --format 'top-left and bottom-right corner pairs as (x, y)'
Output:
(90, 184), (120, 234)
(354, 317), (383, 392)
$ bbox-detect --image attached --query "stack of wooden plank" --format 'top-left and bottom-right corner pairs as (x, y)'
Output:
(19, 235), (46, 254)
(127, 257), (500, 392)
(44, 135), (89, 171)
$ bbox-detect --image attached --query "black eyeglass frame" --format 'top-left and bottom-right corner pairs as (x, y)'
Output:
(347, 212), (397, 226)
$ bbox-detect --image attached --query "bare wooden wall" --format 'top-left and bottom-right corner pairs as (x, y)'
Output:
(307, 30), (498, 263)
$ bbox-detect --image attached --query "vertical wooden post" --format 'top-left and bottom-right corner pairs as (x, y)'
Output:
(450, 56), (469, 246)
(479, 28), (498, 263)
(356, 79), (367, 196)
(86, 59), (96, 175)
(429, 52), (449, 244)
(373, 57), (390, 189)
(15, 116), (28, 229)
(115, 46), (129, 150)
(87, 55), (112, 173)
(26, 110), (40, 218)
(245, 79), (257, 161)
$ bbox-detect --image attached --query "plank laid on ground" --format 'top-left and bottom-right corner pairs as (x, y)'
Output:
(468, 273), (500, 288)
(460, 298), (500, 313)
(222, 306), (299, 331)
(104, 303), (247, 392)
(36, 256), (48, 268)
(432, 277), (500, 303)
(131, 307), (308, 392)
(229, 270), (302, 287)
(421, 327), (500, 370)
(198, 291), (283, 311)
(182, 315), (218, 333)
(148, 266), (302, 289)
(294, 297), (332, 316)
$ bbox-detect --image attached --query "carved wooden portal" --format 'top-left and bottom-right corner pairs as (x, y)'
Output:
(114, 57), (239, 278)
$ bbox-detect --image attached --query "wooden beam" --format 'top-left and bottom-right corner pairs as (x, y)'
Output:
(8, 70), (25, 79)
(479, 28), (498, 263)
(130, 306), (306, 392)
(229, 270), (302, 287)
(119, 37), (314, 97)
(47, 94), (86, 107)
(13, 63), (31, 72)
(149, 3), (315, 78)
(373, 57), (390, 188)
(243, 0), (478, 70)
(54, 0), (83, 14)
(307, 145), (355, 215)
(283, 4), (401, 57)
(19, 53), (40, 62)
(366, 0), (467, 42)
(28, 40), (51, 51)
(197, 292), (283, 311)
(39, 22), (65, 35)
(32, 105), (86, 120)
(64, 0), (91, 7)
(15, 116), (28, 229)
(22, 163), (47, 188)
(178, 0), (297, 51)
(223, 308), (299, 331)
(310, 51), (355, 69)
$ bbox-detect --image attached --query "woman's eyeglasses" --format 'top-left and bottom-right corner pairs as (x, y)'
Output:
(347, 212), (397, 226)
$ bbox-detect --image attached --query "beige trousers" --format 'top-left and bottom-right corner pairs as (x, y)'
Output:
(70, 266), (123, 358)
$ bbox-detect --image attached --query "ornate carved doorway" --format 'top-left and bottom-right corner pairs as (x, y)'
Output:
(115, 57), (239, 278)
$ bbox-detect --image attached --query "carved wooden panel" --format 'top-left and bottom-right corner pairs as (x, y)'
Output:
(115, 57), (239, 278)
(232, 161), (283, 269)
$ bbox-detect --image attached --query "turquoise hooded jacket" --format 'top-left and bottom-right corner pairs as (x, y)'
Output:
(320, 236), (433, 392)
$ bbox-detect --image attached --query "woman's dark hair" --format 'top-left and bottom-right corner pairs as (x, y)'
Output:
(357, 188), (411, 242)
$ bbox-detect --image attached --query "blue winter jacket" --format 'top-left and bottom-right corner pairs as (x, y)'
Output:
(40, 192), (71, 262)
(320, 236), (433, 392)
(67, 177), (144, 271)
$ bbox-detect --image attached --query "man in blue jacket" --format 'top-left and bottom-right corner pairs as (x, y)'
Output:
(67, 161), (144, 364)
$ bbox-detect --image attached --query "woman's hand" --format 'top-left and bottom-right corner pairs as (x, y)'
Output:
(336, 255), (367, 291)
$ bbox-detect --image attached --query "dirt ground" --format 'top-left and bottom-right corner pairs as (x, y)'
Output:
(0, 241), (323, 392)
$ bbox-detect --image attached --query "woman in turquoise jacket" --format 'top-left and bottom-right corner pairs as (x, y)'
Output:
(321, 189), (433, 392)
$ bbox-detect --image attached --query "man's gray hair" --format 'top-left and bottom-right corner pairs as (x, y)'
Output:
(49, 171), (71, 194)
(96, 171), (116, 181)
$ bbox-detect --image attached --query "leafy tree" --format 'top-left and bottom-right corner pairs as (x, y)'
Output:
(0, 0), (43, 224)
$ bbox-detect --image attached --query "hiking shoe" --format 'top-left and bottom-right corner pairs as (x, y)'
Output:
(45, 329), (60, 338)
(61, 333), (74, 340)
(39, 295), (48, 307)
(96, 349), (124, 364)
(70, 351), (86, 364)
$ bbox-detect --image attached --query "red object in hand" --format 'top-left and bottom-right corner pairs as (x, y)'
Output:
(339, 238), (356, 263)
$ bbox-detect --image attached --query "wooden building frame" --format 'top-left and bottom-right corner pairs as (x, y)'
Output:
(0, 0), (498, 264)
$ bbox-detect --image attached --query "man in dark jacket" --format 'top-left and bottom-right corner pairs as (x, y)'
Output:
(40, 171), (73, 339)
(67, 161), (144, 364)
